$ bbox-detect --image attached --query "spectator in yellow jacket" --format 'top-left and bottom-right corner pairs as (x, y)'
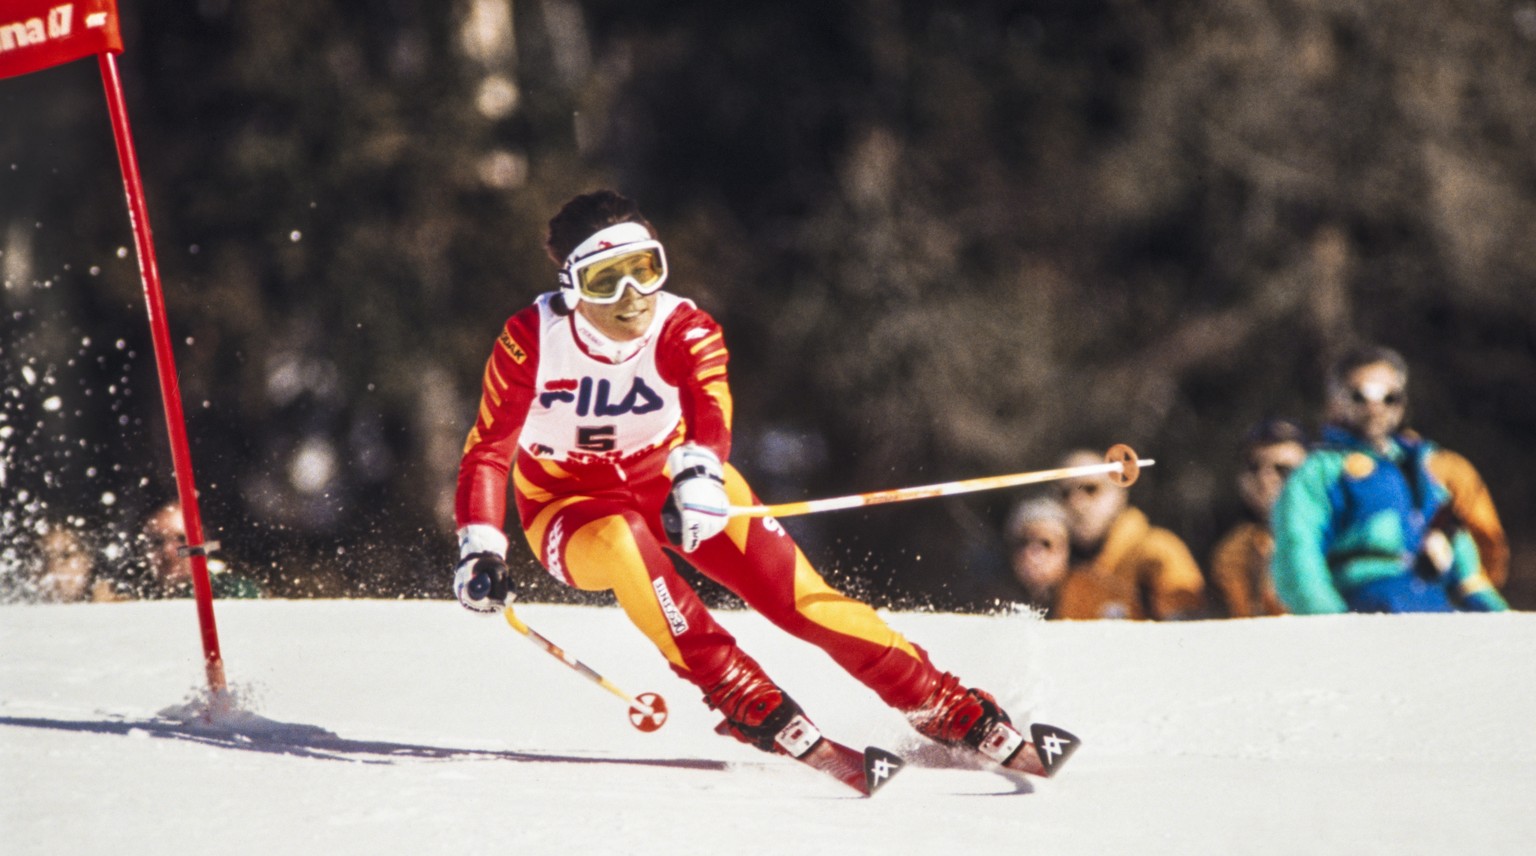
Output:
(1208, 419), (1308, 618)
(1052, 449), (1206, 620)
(1423, 446), (1509, 589)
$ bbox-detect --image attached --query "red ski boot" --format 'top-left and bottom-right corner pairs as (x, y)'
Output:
(905, 672), (1080, 778)
(702, 651), (821, 757)
(703, 651), (906, 795)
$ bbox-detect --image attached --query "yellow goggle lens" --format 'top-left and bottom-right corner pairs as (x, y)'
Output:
(576, 248), (666, 301)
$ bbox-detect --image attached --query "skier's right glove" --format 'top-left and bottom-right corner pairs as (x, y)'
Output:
(453, 552), (512, 614)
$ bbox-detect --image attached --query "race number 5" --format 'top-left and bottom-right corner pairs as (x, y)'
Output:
(576, 425), (617, 453)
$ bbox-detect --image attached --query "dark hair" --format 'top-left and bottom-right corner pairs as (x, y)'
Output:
(1327, 344), (1409, 390)
(1241, 418), (1307, 453)
(544, 190), (656, 264)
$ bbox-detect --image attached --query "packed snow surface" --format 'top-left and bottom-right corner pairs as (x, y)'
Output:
(2, 600), (1532, 855)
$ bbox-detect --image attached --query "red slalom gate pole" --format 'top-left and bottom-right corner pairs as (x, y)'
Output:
(1, 2), (227, 696)
(97, 51), (227, 695)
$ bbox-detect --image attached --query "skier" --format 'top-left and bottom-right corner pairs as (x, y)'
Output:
(451, 189), (1061, 778)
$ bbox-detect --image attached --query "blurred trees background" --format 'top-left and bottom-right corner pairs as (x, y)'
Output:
(4, 0), (1534, 608)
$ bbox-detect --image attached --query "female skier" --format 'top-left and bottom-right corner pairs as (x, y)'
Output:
(452, 190), (1068, 779)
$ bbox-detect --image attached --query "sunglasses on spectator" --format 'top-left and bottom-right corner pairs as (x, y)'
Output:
(1348, 383), (1405, 407)
(1056, 481), (1102, 500)
(1246, 460), (1295, 478)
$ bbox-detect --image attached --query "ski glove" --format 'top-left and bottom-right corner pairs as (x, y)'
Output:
(662, 443), (730, 553)
(453, 552), (512, 613)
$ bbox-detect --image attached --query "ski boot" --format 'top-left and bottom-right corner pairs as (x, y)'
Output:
(905, 672), (1079, 778)
(703, 651), (905, 795)
(703, 651), (821, 758)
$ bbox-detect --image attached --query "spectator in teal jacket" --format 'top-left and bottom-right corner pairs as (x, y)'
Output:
(1271, 345), (1507, 614)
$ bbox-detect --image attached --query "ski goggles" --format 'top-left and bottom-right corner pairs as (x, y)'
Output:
(559, 224), (669, 305)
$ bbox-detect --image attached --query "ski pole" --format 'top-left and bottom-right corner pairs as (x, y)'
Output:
(502, 608), (669, 732)
(729, 443), (1153, 519)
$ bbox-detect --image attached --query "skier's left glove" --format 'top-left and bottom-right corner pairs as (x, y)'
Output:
(661, 443), (730, 553)
(453, 524), (512, 614)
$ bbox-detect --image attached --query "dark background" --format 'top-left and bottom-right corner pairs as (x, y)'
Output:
(4, 0), (1533, 610)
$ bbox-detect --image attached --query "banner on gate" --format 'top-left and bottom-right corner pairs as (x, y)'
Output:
(0, 1), (122, 80)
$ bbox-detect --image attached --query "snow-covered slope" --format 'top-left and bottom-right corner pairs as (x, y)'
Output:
(2, 601), (1532, 855)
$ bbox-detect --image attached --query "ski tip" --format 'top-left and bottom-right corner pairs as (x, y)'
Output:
(1027, 723), (1081, 778)
(862, 746), (905, 795)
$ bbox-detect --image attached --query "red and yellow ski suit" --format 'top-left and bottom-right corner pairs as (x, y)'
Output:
(455, 292), (940, 709)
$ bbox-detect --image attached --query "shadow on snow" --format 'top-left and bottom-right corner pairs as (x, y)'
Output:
(0, 714), (731, 771)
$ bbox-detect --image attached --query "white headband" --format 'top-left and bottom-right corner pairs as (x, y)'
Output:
(565, 222), (655, 266)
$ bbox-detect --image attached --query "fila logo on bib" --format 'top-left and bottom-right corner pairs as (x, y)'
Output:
(539, 377), (664, 417)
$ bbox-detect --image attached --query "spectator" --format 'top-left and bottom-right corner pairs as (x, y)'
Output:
(32, 526), (94, 602)
(1270, 345), (1507, 614)
(1208, 419), (1308, 618)
(1424, 447), (1510, 590)
(35, 526), (117, 602)
(1052, 449), (1206, 620)
(4, 524), (120, 603)
(1002, 495), (1071, 614)
(134, 502), (261, 599)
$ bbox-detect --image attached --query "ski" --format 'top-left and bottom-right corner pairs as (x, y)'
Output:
(797, 738), (905, 796)
(986, 722), (1082, 778)
(714, 718), (905, 796)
